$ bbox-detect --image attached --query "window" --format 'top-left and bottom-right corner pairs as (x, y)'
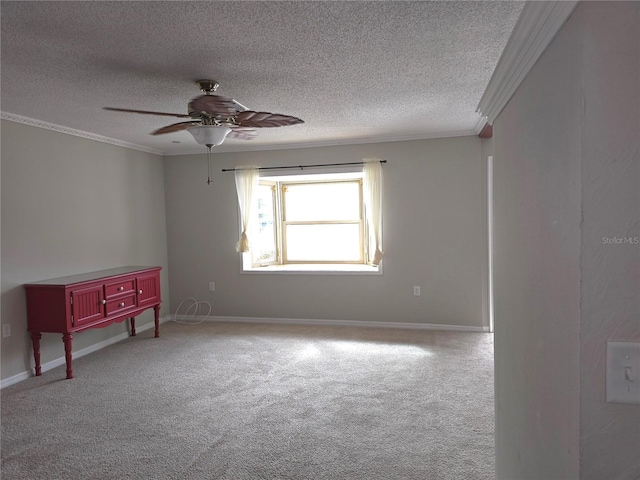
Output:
(243, 171), (381, 273)
(253, 182), (278, 265)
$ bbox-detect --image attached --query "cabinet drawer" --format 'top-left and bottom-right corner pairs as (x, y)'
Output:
(106, 294), (136, 316)
(105, 279), (135, 298)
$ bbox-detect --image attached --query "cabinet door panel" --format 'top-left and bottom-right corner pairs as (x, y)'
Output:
(136, 273), (160, 307)
(71, 285), (105, 327)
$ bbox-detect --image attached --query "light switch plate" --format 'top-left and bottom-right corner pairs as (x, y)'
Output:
(606, 341), (640, 404)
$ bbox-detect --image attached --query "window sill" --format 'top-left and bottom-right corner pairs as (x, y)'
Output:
(242, 264), (382, 275)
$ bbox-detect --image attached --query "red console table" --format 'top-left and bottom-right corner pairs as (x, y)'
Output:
(24, 266), (162, 379)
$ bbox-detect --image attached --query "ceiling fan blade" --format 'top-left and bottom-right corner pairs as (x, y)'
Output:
(189, 94), (246, 116)
(103, 107), (191, 118)
(151, 121), (202, 135)
(235, 111), (304, 128)
(228, 126), (258, 140)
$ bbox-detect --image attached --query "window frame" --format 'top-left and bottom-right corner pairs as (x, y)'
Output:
(280, 178), (365, 265)
(244, 171), (381, 274)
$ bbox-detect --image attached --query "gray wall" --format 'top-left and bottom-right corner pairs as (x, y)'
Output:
(493, 2), (639, 478)
(164, 136), (487, 328)
(578, 3), (639, 478)
(1, 120), (170, 381)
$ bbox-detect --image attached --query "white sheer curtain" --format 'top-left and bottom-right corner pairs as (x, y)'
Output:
(234, 166), (260, 253)
(363, 158), (384, 265)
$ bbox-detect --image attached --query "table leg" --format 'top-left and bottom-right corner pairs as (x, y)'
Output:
(62, 332), (74, 379)
(130, 317), (136, 336)
(154, 304), (160, 338)
(31, 332), (42, 376)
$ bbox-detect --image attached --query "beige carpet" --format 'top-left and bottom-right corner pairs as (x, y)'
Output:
(1, 321), (494, 479)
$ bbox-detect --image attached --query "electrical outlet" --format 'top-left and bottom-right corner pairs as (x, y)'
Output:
(209, 282), (216, 292)
(413, 286), (421, 296)
(2, 324), (11, 338)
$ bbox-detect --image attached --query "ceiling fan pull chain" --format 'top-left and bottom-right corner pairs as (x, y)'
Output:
(207, 146), (213, 185)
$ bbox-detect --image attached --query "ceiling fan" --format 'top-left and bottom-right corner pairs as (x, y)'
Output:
(103, 79), (304, 148)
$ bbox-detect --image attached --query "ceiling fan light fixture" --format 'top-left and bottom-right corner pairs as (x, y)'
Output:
(187, 125), (232, 147)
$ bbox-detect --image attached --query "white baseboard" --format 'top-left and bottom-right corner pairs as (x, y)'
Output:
(0, 371), (31, 389)
(173, 315), (490, 333)
(1, 316), (172, 389)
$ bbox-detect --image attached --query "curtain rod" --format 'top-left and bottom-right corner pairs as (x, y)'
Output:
(221, 160), (386, 173)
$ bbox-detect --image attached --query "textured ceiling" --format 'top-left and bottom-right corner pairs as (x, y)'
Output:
(1, 1), (523, 155)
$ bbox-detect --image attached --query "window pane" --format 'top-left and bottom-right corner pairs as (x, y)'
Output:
(252, 184), (276, 264)
(284, 182), (360, 221)
(285, 224), (361, 262)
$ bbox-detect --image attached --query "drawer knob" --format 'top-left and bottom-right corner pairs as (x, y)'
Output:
(119, 302), (125, 307)
(138, 290), (143, 294)
(102, 300), (106, 305)
(118, 286), (124, 291)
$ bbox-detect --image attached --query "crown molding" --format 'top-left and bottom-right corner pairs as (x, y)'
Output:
(476, 0), (579, 125)
(166, 129), (479, 156)
(2, 111), (479, 157)
(474, 115), (489, 135)
(0, 112), (165, 156)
